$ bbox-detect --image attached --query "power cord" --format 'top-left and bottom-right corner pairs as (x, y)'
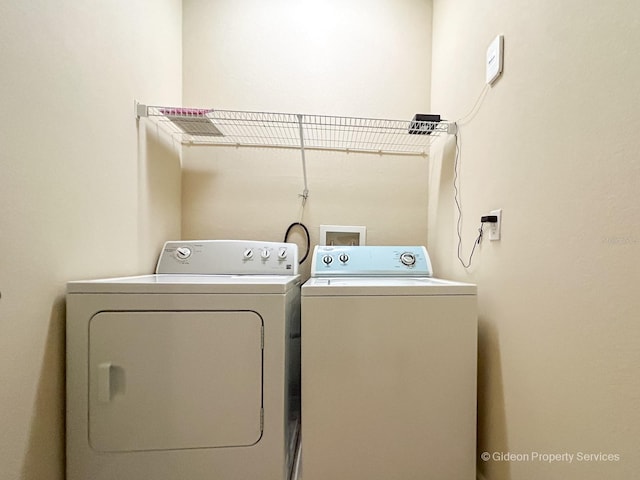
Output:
(458, 223), (484, 269)
(453, 129), (474, 268)
(283, 174), (311, 265)
(451, 82), (495, 268)
(283, 222), (310, 265)
(456, 84), (489, 125)
(454, 129), (499, 268)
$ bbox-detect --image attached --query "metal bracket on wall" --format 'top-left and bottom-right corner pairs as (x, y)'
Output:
(296, 114), (310, 205)
(135, 101), (148, 118)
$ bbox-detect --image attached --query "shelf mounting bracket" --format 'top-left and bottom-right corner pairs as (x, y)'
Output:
(135, 101), (148, 119)
(296, 114), (309, 205)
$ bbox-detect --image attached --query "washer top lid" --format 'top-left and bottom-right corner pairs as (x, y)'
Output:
(67, 274), (301, 294)
(302, 276), (476, 296)
(310, 245), (432, 277)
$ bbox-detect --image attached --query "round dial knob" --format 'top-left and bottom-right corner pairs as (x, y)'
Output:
(339, 253), (349, 263)
(322, 255), (333, 265)
(175, 247), (192, 260)
(400, 252), (416, 266)
(261, 248), (271, 259)
(278, 247), (288, 259)
(243, 248), (254, 259)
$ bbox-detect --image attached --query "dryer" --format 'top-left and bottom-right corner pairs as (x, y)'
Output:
(66, 240), (301, 480)
(301, 245), (477, 480)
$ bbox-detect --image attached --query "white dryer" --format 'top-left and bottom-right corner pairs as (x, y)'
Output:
(66, 240), (301, 480)
(301, 246), (477, 480)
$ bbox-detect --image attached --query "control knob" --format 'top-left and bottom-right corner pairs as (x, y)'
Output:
(339, 253), (349, 263)
(400, 252), (416, 266)
(243, 248), (254, 259)
(322, 255), (333, 265)
(175, 247), (192, 260)
(261, 248), (271, 260)
(278, 247), (288, 260)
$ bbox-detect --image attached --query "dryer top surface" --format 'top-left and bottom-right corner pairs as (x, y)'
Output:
(68, 274), (301, 295)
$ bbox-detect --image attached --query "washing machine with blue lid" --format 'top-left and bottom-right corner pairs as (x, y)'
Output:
(301, 245), (477, 480)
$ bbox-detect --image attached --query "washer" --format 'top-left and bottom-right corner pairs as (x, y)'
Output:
(66, 240), (301, 480)
(301, 245), (477, 480)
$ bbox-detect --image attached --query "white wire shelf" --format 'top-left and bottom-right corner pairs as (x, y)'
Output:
(137, 104), (454, 156)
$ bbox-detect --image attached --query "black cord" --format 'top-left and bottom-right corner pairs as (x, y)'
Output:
(460, 224), (484, 268)
(454, 129), (482, 268)
(283, 222), (310, 264)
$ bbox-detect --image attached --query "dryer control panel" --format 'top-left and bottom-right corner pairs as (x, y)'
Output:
(156, 240), (298, 275)
(311, 246), (432, 277)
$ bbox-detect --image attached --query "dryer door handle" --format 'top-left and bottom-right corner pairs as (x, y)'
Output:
(97, 362), (113, 403)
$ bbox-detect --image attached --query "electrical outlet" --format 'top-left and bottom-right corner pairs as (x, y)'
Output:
(488, 209), (502, 241)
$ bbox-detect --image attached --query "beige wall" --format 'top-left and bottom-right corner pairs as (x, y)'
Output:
(182, 0), (433, 278)
(0, 2), (182, 479)
(430, 1), (640, 479)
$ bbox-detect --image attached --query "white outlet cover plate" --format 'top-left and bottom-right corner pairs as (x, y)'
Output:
(489, 209), (502, 241)
(486, 35), (504, 85)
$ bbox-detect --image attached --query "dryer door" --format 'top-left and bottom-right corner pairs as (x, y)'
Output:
(88, 311), (263, 452)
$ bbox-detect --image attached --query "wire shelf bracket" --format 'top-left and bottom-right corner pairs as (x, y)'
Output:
(296, 114), (309, 205)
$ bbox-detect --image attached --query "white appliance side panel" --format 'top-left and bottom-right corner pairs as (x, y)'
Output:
(301, 295), (477, 480)
(88, 311), (263, 452)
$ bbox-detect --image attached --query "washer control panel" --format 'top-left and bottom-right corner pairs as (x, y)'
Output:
(156, 240), (298, 275)
(311, 246), (432, 277)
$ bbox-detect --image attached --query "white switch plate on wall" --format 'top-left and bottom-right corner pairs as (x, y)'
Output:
(486, 35), (504, 85)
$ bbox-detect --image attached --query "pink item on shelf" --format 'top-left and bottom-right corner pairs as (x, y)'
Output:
(159, 107), (213, 117)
